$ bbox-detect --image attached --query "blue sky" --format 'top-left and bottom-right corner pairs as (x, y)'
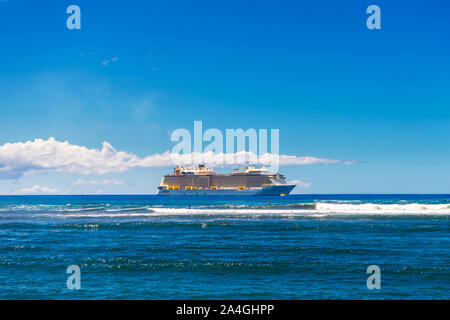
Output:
(0, 0), (449, 194)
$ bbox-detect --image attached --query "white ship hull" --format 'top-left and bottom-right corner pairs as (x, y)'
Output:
(156, 185), (295, 196)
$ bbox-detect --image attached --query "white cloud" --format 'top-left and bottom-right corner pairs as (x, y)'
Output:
(288, 179), (312, 188)
(0, 137), (355, 179)
(11, 185), (61, 195)
(73, 179), (124, 186)
(7, 185), (108, 195)
(102, 57), (118, 66)
(131, 98), (153, 122)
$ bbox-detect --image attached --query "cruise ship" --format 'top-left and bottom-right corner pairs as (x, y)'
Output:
(157, 165), (296, 196)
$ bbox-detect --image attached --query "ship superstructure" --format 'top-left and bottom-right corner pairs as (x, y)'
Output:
(157, 165), (296, 196)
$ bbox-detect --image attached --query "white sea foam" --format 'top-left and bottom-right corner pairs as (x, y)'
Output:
(314, 202), (450, 215)
(11, 202), (450, 218)
(35, 212), (156, 218)
(105, 206), (151, 212)
(58, 207), (104, 212)
(140, 203), (450, 217)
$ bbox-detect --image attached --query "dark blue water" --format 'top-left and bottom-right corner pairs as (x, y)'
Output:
(0, 195), (449, 299)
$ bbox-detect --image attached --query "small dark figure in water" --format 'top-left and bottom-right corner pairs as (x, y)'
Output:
(268, 200), (270, 205)
(188, 205), (191, 209)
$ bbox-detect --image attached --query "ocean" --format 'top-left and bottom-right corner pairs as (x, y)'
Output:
(0, 194), (448, 299)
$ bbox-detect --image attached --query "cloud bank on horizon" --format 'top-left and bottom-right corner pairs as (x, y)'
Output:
(0, 137), (356, 180)
(10, 185), (61, 195)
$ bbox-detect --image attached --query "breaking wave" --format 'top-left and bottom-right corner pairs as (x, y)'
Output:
(9, 202), (447, 219)
(145, 203), (450, 217)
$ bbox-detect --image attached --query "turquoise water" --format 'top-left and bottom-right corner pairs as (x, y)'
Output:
(0, 195), (449, 299)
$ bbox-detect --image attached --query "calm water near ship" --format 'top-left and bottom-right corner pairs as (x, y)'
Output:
(0, 194), (449, 299)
